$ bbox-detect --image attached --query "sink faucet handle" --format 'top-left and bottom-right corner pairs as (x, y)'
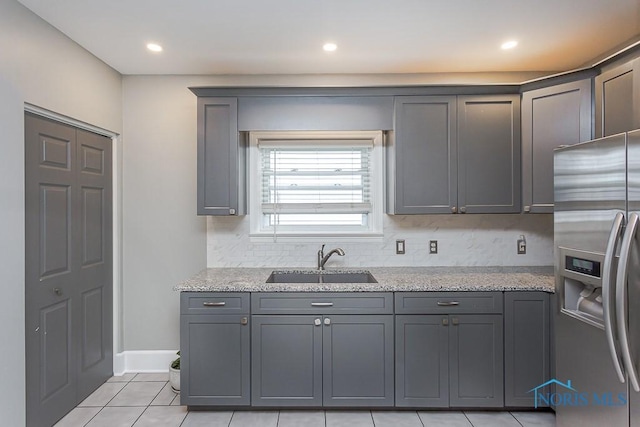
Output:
(320, 244), (325, 255)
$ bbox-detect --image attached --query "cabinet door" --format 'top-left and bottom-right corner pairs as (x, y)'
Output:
(323, 315), (394, 407)
(522, 80), (592, 213)
(449, 314), (504, 407)
(390, 96), (457, 214)
(197, 97), (241, 215)
(180, 314), (250, 406)
(251, 315), (322, 407)
(395, 315), (449, 407)
(595, 58), (640, 138)
(504, 292), (550, 407)
(457, 95), (521, 213)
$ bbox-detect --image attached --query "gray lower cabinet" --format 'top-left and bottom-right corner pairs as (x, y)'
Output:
(251, 314), (394, 407)
(196, 97), (243, 216)
(449, 314), (504, 407)
(180, 293), (250, 406)
(595, 57), (640, 138)
(395, 292), (504, 408)
(251, 292), (394, 408)
(251, 315), (323, 406)
(504, 292), (550, 408)
(521, 79), (592, 213)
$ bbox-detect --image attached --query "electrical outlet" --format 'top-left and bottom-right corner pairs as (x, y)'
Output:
(396, 240), (405, 254)
(517, 235), (526, 254)
(429, 240), (438, 254)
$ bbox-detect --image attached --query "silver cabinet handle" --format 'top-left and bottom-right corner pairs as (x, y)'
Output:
(603, 211), (626, 383)
(203, 302), (226, 307)
(437, 301), (459, 306)
(324, 318), (331, 326)
(617, 212), (640, 391)
(311, 302), (333, 307)
(314, 318), (322, 326)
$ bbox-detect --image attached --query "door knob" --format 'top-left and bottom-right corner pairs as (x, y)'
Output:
(314, 318), (321, 326)
(324, 318), (331, 326)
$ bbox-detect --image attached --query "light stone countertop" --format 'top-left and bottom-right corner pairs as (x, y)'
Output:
(175, 266), (555, 293)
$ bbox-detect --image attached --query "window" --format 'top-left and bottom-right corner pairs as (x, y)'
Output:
(249, 131), (383, 240)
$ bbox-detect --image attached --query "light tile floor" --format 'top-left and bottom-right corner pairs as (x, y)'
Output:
(55, 373), (556, 427)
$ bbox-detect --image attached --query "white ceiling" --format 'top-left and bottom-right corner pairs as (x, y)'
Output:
(16, 0), (640, 76)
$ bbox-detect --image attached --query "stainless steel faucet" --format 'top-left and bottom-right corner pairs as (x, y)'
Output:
(317, 244), (346, 270)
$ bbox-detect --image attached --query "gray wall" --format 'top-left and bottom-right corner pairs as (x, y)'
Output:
(0, 1), (122, 424)
(122, 76), (208, 350)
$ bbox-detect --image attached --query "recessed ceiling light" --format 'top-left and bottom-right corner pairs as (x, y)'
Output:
(501, 40), (518, 50)
(323, 43), (337, 52)
(146, 43), (163, 53)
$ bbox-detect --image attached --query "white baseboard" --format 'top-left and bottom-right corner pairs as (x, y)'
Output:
(112, 350), (179, 376)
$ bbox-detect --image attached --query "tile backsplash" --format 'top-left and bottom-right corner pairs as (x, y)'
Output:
(207, 214), (553, 268)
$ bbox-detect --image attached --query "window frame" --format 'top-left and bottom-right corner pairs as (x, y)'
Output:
(248, 130), (384, 242)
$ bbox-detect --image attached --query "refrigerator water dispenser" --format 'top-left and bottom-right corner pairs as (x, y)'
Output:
(558, 246), (605, 329)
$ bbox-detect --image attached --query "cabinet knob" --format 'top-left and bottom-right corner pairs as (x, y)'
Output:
(524, 206), (531, 213)
(314, 318), (321, 326)
(451, 206), (457, 214)
(460, 207), (466, 214)
(229, 208), (236, 215)
(53, 288), (62, 296)
(241, 317), (248, 325)
(442, 318), (449, 326)
(452, 317), (459, 326)
(324, 318), (331, 326)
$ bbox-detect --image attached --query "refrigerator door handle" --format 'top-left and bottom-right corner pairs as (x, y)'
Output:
(603, 211), (626, 383)
(616, 212), (640, 392)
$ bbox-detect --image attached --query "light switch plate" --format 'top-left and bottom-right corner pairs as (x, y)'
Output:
(396, 240), (405, 254)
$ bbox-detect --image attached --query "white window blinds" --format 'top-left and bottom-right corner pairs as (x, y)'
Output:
(249, 131), (383, 238)
(259, 141), (372, 226)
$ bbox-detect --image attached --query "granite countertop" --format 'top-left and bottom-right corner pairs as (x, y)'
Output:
(174, 266), (555, 293)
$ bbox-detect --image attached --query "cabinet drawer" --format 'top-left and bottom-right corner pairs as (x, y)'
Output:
(181, 292), (249, 315)
(251, 292), (393, 314)
(395, 292), (503, 314)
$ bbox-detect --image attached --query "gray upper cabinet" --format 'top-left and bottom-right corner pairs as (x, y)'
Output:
(457, 95), (521, 213)
(389, 96), (457, 214)
(390, 94), (520, 214)
(179, 293), (250, 406)
(504, 292), (550, 408)
(595, 58), (640, 138)
(521, 79), (592, 213)
(197, 97), (243, 216)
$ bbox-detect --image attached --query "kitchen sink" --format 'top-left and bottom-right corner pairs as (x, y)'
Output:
(266, 271), (377, 283)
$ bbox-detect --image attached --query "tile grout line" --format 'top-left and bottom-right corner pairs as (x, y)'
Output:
(415, 410), (425, 427)
(508, 411), (525, 427)
(228, 410), (236, 427)
(462, 411), (474, 427)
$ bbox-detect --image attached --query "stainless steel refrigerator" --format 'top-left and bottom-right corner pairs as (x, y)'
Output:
(554, 129), (640, 426)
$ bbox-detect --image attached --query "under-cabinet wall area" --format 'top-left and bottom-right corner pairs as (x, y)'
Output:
(206, 214), (553, 268)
